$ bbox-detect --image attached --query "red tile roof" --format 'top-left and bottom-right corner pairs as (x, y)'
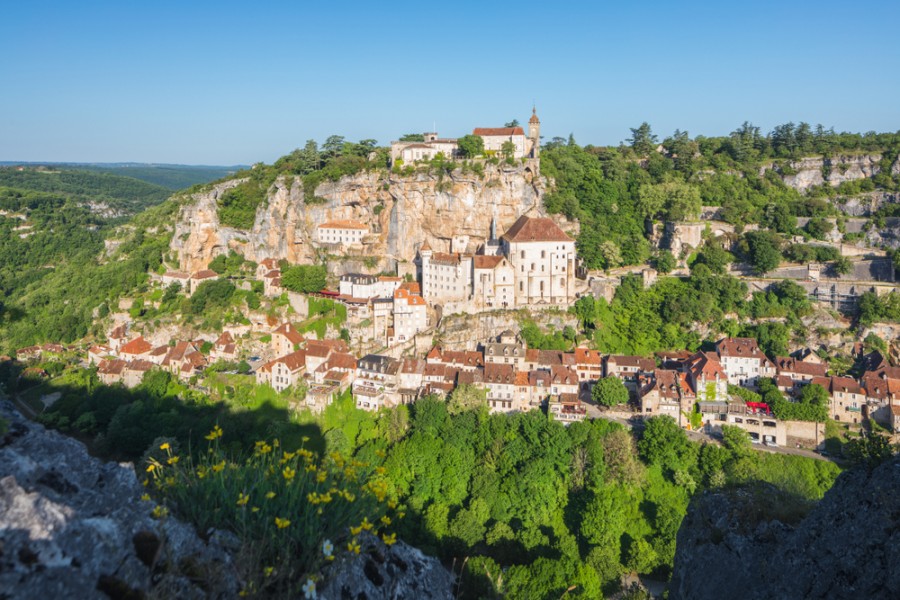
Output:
(473, 127), (525, 137)
(473, 255), (506, 269)
(318, 220), (368, 230)
(120, 336), (152, 356)
(98, 359), (127, 375)
(192, 270), (218, 280)
(574, 347), (603, 366)
(273, 323), (305, 346)
(501, 215), (573, 243)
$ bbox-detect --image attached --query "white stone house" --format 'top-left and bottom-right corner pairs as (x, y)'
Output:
(316, 220), (368, 246)
(500, 215), (576, 306)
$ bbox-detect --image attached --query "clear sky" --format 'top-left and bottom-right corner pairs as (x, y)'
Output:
(2, 0), (898, 165)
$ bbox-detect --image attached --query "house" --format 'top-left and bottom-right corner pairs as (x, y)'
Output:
(774, 356), (828, 387)
(683, 352), (728, 403)
(715, 337), (776, 387)
(390, 132), (460, 164)
(500, 215), (576, 306)
(353, 354), (401, 411)
(398, 358), (426, 404)
(255, 258), (280, 280)
(210, 331), (238, 361)
(549, 365), (579, 397)
(16, 346), (42, 361)
(829, 376), (866, 424)
(484, 330), (527, 369)
(304, 340), (334, 373)
(548, 394), (587, 425)
(316, 220), (368, 246)
(574, 348), (604, 393)
(119, 336), (153, 360)
(271, 323), (304, 356)
(88, 344), (113, 365)
(484, 363), (518, 413)
(124, 360), (155, 388)
(146, 345), (170, 365)
(262, 270), (283, 297)
(159, 271), (191, 289)
(190, 270), (219, 294)
(97, 359), (127, 386)
(639, 369), (685, 420)
(527, 370), (552, 406)
(256, 350), (307, 393)
(605, 355), (656, 389)
(391, 287), (428, 344)
(108, 324), (128, 351)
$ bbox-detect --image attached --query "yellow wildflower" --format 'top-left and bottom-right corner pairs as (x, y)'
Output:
(265, 491), (276, 499)
(212, 460), (226, 473)
(151, 505), (169, 519)
(264, 566), (274, 578)
(381, 515), (392, 526)
(283, 466), (296, 482)
(316, 470), (327, 483)
(159, 442), (170, 451)
(350, 524), (362, 536)
(140, 493), (150, 502)
(388, 499), (397, 510)
(205, 425), (223, 441)
(347, 539), (361, 554)
(302, 436), (310, 443)
(360, 517), (373, 531)
(167, 456), (179, 465)
(146, 463), (157, 473)
(382, 532), (397, 546)
(237, 492), (250, 506)
(251, 507), (260, 513)
(274, 517), (291, 529)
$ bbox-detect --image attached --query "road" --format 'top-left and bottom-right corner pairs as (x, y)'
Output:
(583, 402), (832, 462)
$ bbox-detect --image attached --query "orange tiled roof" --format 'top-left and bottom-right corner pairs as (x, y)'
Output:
(501, 215), (572, 243)
(120, 336), (152, 355)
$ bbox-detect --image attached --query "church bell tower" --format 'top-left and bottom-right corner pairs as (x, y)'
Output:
(528, 106), (541, 158)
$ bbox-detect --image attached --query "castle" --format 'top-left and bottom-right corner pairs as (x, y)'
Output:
(390, 108), (541, 163)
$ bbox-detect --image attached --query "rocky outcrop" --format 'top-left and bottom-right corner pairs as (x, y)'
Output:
(172, 162), (555, 273)
(833, 191), (900, 217)
(670, 457), (900, 600)
(319, 532), (455, 600)
(762, 154), (883, 192)
(0, 399), (240, 599)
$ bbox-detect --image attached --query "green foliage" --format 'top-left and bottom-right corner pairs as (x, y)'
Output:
(0, 166), (171, 213)
(858, 291), (900, 325)
(457, 134), (485, 158)
(655, 250), (676, 274)
(281, 265), (327, 294)
(190, 279), (236, 315)
(592, 376), (629, 407)
(742, 230), (783, 274)
(149, 434), (397, 596)
(519, 319), (570, 351)
(760, 379), (828, 422)
(447, 384), (488, 415)
(217, 167), (276, 229)
(844, 432), (897, 468)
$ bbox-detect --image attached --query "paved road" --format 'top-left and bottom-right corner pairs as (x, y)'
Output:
(583, 402), (832, 462)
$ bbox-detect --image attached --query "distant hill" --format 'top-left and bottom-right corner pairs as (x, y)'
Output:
(0, 162), (246, 191)
(0, 167), (171, 214)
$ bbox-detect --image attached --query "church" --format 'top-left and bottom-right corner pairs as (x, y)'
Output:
(419, 214), (576, 308)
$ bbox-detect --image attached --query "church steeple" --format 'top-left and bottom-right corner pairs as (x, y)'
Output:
(528, 107), (541, 158)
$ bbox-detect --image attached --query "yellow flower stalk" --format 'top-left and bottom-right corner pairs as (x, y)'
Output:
(159, 442), (170, 451)
(274, 517), (291, 529)
(237, 492), (250, 506)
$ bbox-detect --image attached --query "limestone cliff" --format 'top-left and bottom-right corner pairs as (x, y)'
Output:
(669, 457), (900, 600)
(761, 154), (884, 192)
(172, 162), (562, 274)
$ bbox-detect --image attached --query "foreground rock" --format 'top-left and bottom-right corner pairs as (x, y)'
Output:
(670, 458), (900, 599)
(0, 400), (239, 599)
(319, 531), (455, 600)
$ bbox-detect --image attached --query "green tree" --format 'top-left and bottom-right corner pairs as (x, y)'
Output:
(721, 424), (752, 457)
(500, 140), (516, 160)
(457, 134), (484, 158)
(655, 250), (676, 274)
(280, 265), (327, 293)
(628, 122), (658, 156)
(743, 230), (783, 275)
(447, 384), (487, 414)
(592, 377), (629, 407)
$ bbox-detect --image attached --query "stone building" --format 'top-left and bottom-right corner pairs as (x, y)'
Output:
(500, 215), (576, 305)
(316, 220), (368, 246)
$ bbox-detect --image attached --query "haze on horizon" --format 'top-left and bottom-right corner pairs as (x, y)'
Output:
(2, 0), (898, 166)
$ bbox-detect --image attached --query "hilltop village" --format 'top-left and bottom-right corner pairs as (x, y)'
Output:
(7, 112), (900, 456)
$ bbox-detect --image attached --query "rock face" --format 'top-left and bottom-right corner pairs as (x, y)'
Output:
(172, 162), (553, 273)
(319, 531), (455, 600)
(0, 400), (239, 599)
(766, 154), (883, 192)
(669, 458), (900, 600)
(833, 190), (900, 216)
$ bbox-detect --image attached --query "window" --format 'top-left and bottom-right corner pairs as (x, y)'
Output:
(541, 250), (546, 258)
(520, 250), (525, 259)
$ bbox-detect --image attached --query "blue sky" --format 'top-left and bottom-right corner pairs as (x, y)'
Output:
(2, 0), (898, 165)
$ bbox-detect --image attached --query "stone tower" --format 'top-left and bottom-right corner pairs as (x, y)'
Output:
(528, 107), (541, 158)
